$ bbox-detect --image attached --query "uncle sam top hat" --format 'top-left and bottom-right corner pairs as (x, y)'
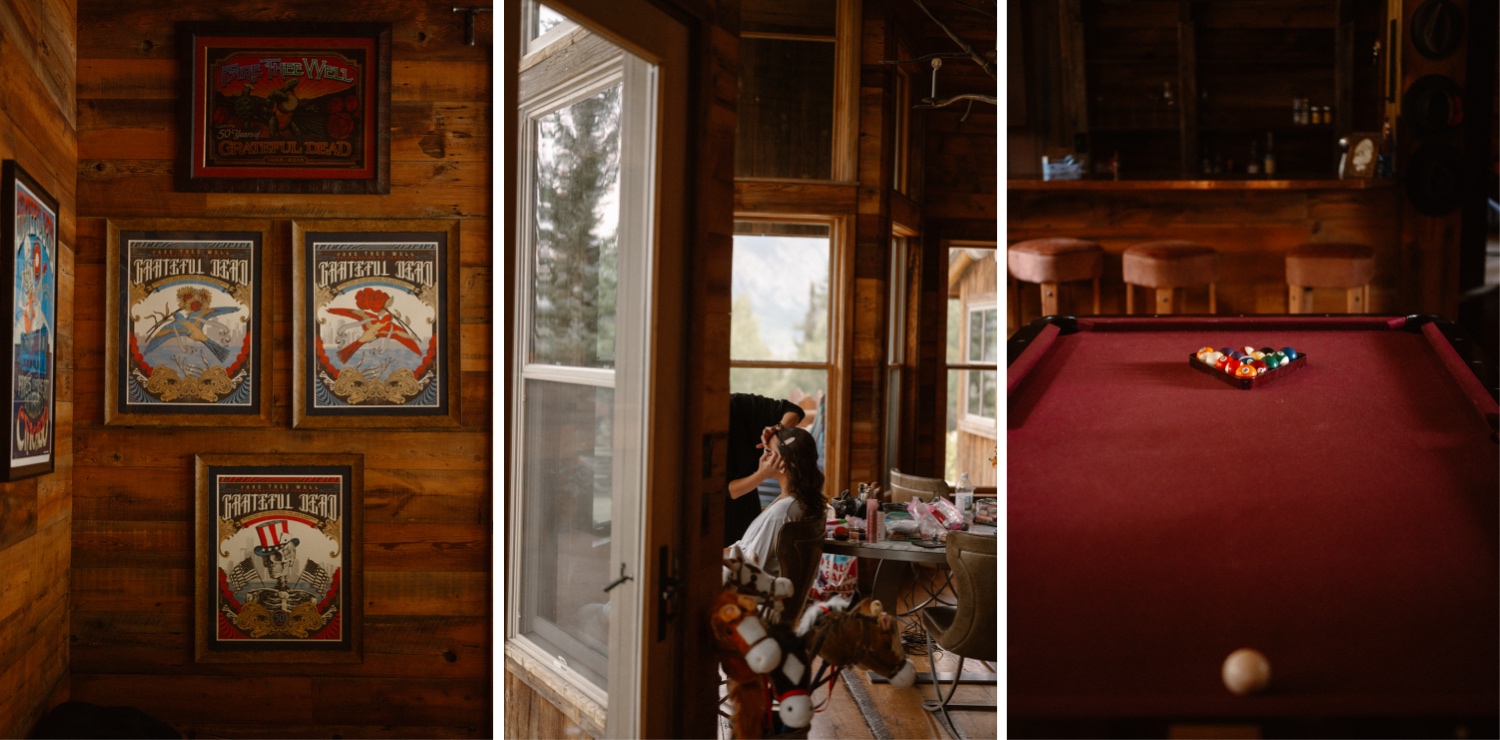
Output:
(253, 520), (300, 556)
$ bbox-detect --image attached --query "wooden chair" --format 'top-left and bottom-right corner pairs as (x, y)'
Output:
(772, 516), (825, 625)
(1285, 242), (1376, 313)
(889, 468), (949, 504)
(922, 531), (998, 728)
(1122, 241), (1219, 314)
(1007, 238), (1104, 327)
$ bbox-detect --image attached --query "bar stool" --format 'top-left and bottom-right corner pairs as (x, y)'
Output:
(1285, 243), (1375, 313)
(1122, 241), (1218, 314)
(1006, 238), (1103, 323)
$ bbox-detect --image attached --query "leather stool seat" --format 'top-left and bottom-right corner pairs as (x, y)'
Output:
(1121, 241), (1219, 314)
(1007, 238), (1104, 284)
(1006, 238), (1103, 321)
(1286, 243), (1375, 313)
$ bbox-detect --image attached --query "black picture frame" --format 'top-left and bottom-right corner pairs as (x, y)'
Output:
(0, 161), (58, 481)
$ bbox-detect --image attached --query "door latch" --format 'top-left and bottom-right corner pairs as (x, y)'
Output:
(602, 562), (633, 593)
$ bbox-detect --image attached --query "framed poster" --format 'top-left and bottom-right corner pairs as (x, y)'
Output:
(292, 220), (460, 429)
(195, 453), (363, 664)
(105, 220), (272, 426)
(181, 23), (391, 194)
(0, 161), (57, 482)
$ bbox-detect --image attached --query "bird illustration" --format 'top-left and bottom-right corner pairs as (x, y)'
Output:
(328, 288), (424, 364)
(143, 287), (239, 362)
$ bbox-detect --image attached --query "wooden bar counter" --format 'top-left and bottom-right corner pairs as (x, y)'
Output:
(1006, 178), (1403, 329)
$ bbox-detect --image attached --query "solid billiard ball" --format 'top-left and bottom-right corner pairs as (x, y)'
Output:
(1234, 364), (1256, 378)
(1222, 648), (1271, 696)
(1224, 358), (1242, 373)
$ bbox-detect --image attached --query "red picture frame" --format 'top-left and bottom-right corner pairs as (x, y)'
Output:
(181, 23), (391, 194)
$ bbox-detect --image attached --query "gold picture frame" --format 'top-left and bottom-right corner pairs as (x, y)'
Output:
(105, 219), (274, 427)
(194, 452), (364, 664)
(291, 219), (461, 429)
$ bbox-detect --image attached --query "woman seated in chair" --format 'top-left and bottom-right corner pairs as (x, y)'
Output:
(726, 425), (824, 575)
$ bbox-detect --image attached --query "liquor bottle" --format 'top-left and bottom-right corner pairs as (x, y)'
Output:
(1263, 132), (1276, 177)
(1247, 140), (1260, 175)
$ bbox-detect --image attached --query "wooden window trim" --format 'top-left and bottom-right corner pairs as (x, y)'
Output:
(730, 214), (852, 501)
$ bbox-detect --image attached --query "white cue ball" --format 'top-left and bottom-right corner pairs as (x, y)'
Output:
(1221, 648), (1271, 696)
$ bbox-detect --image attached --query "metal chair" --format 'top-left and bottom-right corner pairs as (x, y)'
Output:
(888, 468), (949, 504)
(922, 531), (997, 731)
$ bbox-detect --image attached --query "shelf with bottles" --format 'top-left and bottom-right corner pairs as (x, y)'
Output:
(1197, 130), (1345, 181)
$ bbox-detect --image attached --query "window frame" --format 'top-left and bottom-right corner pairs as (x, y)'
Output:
(729, 214), (851, 500)
(939, 240), (999, 489)
(507, 16), (656, 736)
(960, 302), (998, 425)
(884, 229), (915, 486)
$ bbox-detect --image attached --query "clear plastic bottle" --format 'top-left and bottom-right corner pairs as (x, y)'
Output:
(955, 472), (975, 527)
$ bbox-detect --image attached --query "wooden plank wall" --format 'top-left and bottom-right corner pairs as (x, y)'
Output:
(898, 0), (998, 482)
(0, 0), (77, 735)
(70, 2), (491, 737)
(1005, 186), (1404, 326)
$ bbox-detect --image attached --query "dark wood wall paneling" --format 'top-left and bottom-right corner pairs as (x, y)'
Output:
(0, 0), (76, 735)
(894, 0), (997, 481)
(71, 2), (491, 737)
(1006, 185), (1404, 322)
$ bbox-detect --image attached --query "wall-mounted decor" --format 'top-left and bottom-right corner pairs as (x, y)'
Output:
(195, 453), (364, 664)
(0, 161), (57, 482)
(181, 23), (391, 194)
(1339, 133), (1380, 180)
(292, 220), (460, 428)
(105, 220), (272, 426)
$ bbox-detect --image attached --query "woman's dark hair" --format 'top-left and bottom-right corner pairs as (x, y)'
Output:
(774, 426), (824, 519)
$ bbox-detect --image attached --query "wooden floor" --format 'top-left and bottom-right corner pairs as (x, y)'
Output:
(720, 567), (997, 740)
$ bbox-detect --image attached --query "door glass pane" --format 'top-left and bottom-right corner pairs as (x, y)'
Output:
(731, 232), (829, 363)
(520, 379), (614, 688)
(531, 85), (622, 369)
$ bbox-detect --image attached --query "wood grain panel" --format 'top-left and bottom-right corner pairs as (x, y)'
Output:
(70, 0), (491, 735)
(70, 613), (488, 680)
(0, 0), (74, 734)
(78, 2), (490, 62)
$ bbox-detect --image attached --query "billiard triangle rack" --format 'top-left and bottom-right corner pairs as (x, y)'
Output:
(1188, 352), (1310, 390)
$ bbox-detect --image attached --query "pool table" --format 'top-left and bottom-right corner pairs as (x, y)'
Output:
(1007, 315), (1498, 738)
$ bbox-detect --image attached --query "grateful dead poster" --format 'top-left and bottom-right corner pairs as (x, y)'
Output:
(108, 226), (268, 426)
(183, 23), (390, 193)
(2, 161), (56, 481)
(196, 454), (363, 663)
(293, 221), (460, 429)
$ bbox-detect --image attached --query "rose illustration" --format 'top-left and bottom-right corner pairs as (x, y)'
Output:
(355, 288), (390, 312)
(326, 96), (345, 114)
(344, 95), (361, 118)
(327, 112), (355, 140)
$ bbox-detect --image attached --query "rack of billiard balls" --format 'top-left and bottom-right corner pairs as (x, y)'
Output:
(1189, 345), (1308, 389)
